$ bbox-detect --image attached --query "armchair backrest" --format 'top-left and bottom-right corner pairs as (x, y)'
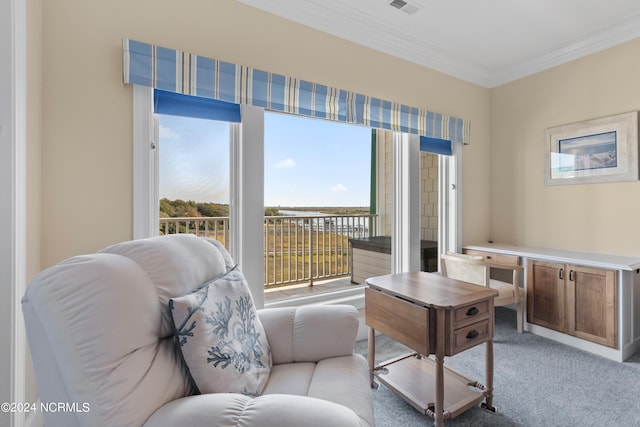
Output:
(22, 234), (235, 427)
(440, 253), (490, 286)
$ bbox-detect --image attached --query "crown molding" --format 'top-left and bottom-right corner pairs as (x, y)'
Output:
(487, 14), (640, 87)
(236, 0), (496, 86)
(237, 0), (640, 88)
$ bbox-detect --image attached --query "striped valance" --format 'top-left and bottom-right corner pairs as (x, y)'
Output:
(123, 39), (470, 144)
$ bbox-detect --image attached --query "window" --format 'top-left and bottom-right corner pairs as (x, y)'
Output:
(133, 87), (265, 307)
(157, 114), (232, 249)
(263, 112), (372, 288)
(133, 87), (461, 307)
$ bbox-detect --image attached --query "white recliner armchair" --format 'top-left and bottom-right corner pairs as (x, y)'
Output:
(22, 234), (374, 427)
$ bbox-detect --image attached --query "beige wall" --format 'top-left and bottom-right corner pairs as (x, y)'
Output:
(490, 38), (640, 256)
(26, 0), (43, 405)
(37, 0), (491, 267)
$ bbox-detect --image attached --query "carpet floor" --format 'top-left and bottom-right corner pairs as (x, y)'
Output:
(354, 307), (640, 427)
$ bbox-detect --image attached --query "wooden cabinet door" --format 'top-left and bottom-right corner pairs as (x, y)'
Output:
(527, 260), (565, 332)
(566, 265), (617, 348)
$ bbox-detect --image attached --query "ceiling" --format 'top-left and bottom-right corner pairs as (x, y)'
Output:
(236, 0), (640, 88)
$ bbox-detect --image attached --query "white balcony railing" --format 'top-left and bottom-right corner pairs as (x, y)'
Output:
(159, 214), (378, 288)
(159, 216), (231, 250)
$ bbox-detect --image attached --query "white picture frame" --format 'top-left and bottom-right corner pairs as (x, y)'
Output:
(544, 111), (639, 185)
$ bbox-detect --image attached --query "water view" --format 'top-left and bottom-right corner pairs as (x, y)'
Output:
(157, 110), (373, 289)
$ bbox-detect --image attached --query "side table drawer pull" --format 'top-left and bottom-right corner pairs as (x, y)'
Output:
(451, 320), (490, 354)
(466, 330), (479, 340)
(466, 307), (479, 316)
(454, 301), (489, 328)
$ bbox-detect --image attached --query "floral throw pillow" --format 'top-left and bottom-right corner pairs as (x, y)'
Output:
(169, 268), (271, 396)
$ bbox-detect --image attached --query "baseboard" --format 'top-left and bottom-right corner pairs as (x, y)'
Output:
(526, 323), (623, 362)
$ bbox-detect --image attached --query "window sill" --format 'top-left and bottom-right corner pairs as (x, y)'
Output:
(264, 284), (366, 309)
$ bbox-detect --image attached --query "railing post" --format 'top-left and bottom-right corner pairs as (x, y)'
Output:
(309, 219), (313, 286)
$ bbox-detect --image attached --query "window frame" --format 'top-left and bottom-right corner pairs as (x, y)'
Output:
(133, 87), (266, 305)
(2, 0), (27, 425)
(132, 86), (158, 239)
(133, 88), (462, 305)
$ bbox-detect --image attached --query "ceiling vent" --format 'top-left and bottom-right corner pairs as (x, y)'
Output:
(388, 0), (420, 15)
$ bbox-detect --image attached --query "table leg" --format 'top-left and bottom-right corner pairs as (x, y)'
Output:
(483, 300), (496, 413)
(368, 327), (376, 388)
(434, 309), (445, 427)
(483, 338), (495, 412)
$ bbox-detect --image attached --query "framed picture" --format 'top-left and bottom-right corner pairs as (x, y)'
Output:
(544, 111), (639, 185)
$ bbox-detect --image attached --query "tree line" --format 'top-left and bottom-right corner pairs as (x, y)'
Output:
(160, 198), (280, 218)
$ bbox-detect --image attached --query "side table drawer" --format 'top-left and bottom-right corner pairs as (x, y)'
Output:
(365, 287), (429, 355)
(453, 301), (489, 328)
(448, 320), (490, 355)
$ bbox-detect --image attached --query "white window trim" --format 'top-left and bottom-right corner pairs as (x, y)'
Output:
(134, 91), (462, 302)
(439, 141), (463, 256)
(2, 1), (27, 426)
(391, 133), (421, 273)
(230, 105), (265, 308)
(132, 86), (158, 240)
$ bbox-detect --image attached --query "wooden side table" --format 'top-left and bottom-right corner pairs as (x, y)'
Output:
(365, 272), (499, 426)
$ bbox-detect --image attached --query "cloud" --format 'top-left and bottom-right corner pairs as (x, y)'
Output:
(275, 158), (296, 169)
(330, 184), (348, 192)
(159, 124), (178, 140)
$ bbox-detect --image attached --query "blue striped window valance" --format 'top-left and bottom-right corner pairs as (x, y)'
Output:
(123, 39), (470, 144)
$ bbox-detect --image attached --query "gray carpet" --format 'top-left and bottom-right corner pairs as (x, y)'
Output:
(355, 307), (640, 427)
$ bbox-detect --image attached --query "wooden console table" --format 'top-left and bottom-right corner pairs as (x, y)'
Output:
(465, 243), (640, 361)
(365, 272), (499, 426)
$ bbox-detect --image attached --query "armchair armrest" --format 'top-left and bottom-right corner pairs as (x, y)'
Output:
(144, 393), (364, 427)
(258, 305), (359, 364)
(484, 261), (522, 271)
(486, 262), (522, 289)
(486, 261), (524, 308)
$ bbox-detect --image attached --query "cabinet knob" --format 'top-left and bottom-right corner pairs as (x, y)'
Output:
(466, 307), (479, 316)
(559, 268), (564, 280)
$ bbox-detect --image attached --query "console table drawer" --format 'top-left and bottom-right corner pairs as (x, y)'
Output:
(365, 287), (429, 355)
(463, 249), (520, 266)
(448, 320), (490, 355)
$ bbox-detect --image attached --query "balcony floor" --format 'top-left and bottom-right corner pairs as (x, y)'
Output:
(264, 276), (364, 303)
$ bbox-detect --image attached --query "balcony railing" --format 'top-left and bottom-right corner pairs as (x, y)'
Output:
(159, 217), (231, 250)
(159, 213), (378, 288)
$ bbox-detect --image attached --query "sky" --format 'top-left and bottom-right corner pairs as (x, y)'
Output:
(159, 111), (372, 207)
(159, 115), (230, 203)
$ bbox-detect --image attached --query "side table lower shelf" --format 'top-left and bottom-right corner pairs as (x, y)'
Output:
(374, 353), (488, 420)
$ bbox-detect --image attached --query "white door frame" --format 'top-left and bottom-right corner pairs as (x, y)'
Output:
(379, 130), (462, 273)
(391, 132), (421, 273)
(438, 140), (463, 257)
(2, 1), (27, 426)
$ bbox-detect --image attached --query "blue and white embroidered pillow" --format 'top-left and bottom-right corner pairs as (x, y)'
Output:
(169, 269), (271, 396)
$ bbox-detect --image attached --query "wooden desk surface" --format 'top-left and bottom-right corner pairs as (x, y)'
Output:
(366, 272), (498, 309)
